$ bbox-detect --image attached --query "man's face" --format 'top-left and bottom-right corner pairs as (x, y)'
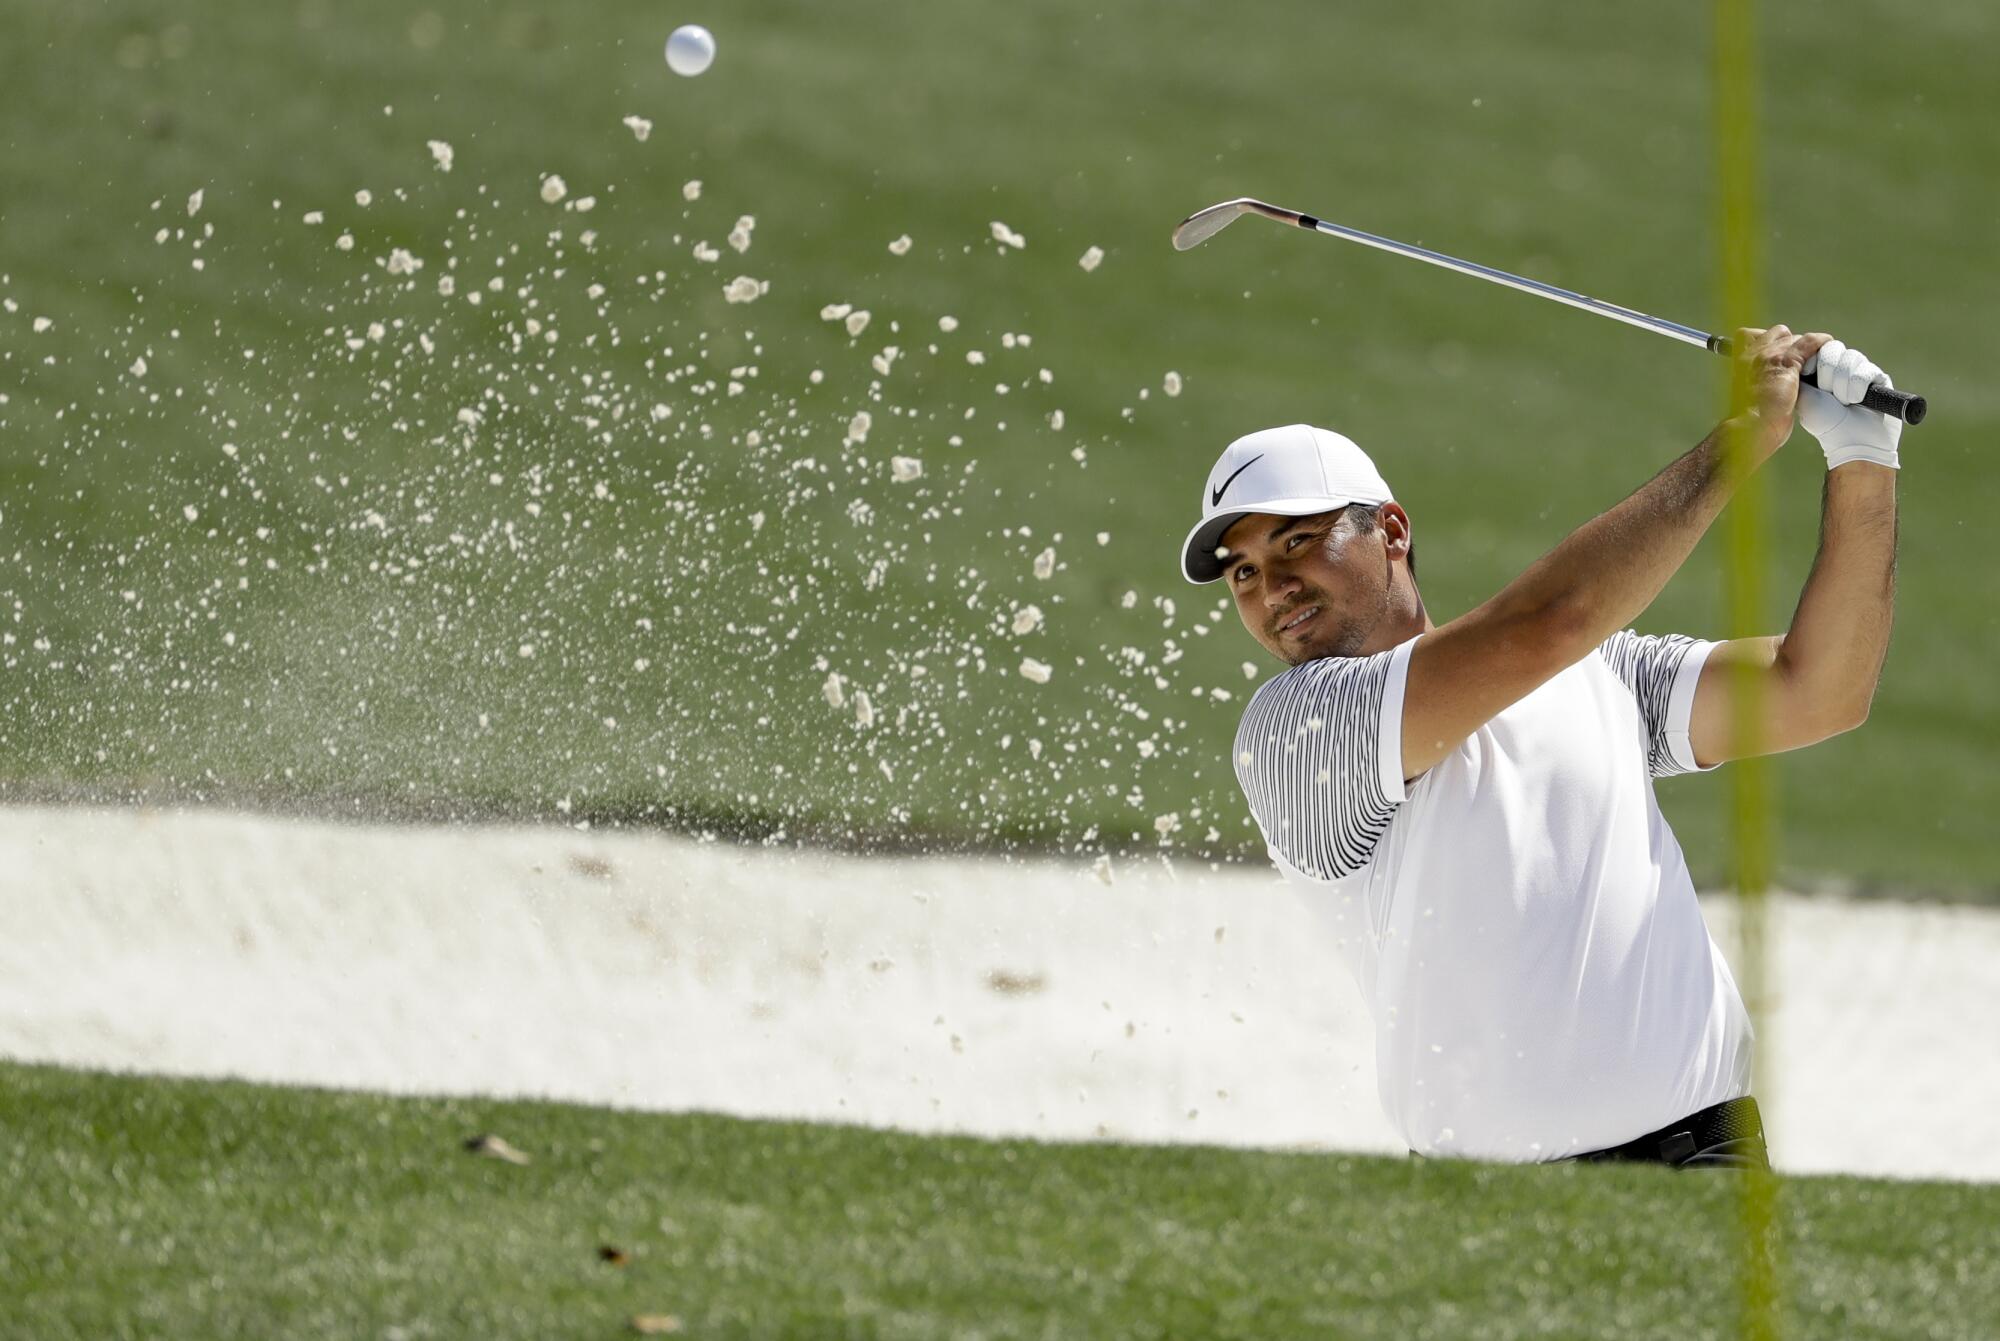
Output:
(1219, 507), (1395, 665)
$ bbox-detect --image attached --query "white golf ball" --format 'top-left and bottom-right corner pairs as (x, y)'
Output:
(665, 24), (715, 77)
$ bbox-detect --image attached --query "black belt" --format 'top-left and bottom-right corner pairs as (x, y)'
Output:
(1574, 1096), (1769, 1169)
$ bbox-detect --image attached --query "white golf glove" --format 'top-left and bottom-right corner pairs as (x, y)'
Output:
(1798, 340), (1901, 471)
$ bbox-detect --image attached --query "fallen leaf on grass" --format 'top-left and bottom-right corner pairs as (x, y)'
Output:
(462, 1133), (532, 1165)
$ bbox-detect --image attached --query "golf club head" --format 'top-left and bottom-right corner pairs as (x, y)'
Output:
(1171, 199), (1257, 251)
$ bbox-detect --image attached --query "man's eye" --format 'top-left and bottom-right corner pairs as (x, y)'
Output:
(1287, 532), (1314, 549)
(1232, 566), (1253, 583)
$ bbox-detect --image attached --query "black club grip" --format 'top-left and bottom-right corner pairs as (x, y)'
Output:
(1823, 375), (1927, 426)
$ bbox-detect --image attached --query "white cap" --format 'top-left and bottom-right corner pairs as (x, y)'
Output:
(1180, 424), (1393, 583)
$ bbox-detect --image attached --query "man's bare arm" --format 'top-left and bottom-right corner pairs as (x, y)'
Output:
(1690, 462), (1898, 764)
(1400, 326), (1824, 779)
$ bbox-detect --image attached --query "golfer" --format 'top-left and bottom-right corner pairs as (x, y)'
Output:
(1180, 328), (1900, 1166)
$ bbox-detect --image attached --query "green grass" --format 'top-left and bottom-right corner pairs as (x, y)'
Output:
(1, 0), (1994, 890)
(2, 1063), (1995, 1339)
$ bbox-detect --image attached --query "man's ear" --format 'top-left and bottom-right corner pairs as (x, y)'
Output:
(1379, 504), (1413, 562)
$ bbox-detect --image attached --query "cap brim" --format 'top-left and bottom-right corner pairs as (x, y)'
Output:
(1179, 496), (1358, 584)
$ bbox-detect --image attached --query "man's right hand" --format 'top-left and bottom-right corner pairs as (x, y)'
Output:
(1727, 325), (1833, 458)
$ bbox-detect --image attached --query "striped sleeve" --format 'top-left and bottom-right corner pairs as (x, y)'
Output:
(1596, 630), (1722, 777)
(1231, 637), (1417, 881)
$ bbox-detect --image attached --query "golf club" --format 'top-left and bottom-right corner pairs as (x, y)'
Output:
(1173, 197), (1928, 425)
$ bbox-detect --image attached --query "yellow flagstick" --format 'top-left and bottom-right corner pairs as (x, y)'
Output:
(1717, 0), (1781, 1335)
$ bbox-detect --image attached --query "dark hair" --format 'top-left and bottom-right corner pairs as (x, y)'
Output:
(1340, 503), (1416, 580)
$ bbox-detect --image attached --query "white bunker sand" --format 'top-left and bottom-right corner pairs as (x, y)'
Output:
(3, 804), (1993, 1183)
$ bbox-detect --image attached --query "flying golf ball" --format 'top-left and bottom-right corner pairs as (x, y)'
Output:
(665, 24), (715, 77)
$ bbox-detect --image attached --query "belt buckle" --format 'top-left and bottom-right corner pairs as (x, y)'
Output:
(1660, 1131), (1698, 1164)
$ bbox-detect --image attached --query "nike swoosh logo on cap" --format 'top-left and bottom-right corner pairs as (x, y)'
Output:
(1210, 454), (1263, 507)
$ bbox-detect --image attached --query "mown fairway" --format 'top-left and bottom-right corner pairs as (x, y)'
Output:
(1, 0), (1993, 889)
(4, 1062), (1996, 1339)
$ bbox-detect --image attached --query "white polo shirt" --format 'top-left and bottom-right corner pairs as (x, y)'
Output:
(1233, 631), (1752, 1161)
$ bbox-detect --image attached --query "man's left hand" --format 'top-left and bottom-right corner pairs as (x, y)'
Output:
(1799, 340), (1902, 471)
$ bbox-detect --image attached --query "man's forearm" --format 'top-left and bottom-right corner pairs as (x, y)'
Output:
(1495, 420), (1744, 651)
(1771, 462), (1899, 726)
